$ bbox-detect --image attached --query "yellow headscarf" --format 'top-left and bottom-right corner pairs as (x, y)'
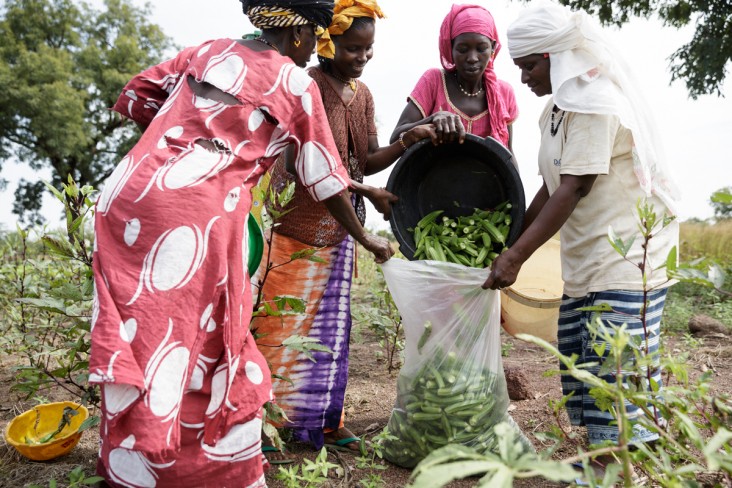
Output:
(317, 0), (385, 59)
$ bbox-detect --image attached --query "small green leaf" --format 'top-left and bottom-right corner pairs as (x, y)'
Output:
(271, 373), (294, 386)
(17, 297), (68, 315)
(665, 246), (678, 273)
(68, 214), (86, 234)
(82, 476), (105, 485)
(711, 188), (732, 204)
(43, 180), (65, 201)
(577, 303), (614, 313)
(42, 236), (73, 257)
(290, 247), (324, 262)
(281, 335), (333, 362)
(78, 415), (101, 433)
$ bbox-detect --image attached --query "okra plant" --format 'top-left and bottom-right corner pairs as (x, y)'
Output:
(1, 176), (99, 406)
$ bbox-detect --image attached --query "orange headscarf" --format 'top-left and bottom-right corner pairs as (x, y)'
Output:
(317, 0), (385, 59)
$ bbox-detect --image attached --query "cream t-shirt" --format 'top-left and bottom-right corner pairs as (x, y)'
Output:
(537, 98), (678, 297)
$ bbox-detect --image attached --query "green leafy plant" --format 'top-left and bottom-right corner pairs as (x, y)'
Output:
(353, 427), (399, 488)
(28, 466), (104, 488)
(352, 266), (404, 373)
(251, 181), (327, 324)
(681, 332), (704, 349)
(501, 341), (514, 358)
(2, 176), (99, 406)
(409, 424), (577, 487)
(274, 447), (341, 487)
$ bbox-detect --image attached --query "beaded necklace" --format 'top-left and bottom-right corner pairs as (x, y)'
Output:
(330, 71), (356, 92)
(454, 72), (484, 97)
(255, 37), (280, 54)
(550, 105), (565, 137)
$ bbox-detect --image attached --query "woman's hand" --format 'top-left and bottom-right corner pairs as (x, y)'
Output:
(361, 233), (394, 264)
(365, 187), (398, 220)
(404, 124), (439, 147)
(430, 110), (466, 144)
(481, 248), (522, 290)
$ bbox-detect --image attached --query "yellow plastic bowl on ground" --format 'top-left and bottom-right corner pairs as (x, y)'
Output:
(501, 238), (563, 343)
(4, 401), (89, 461)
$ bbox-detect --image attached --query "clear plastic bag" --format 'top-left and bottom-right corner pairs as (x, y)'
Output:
(380, 258), (532, 468)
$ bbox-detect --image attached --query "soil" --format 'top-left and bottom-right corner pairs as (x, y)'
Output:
(1, 326), (730, 487)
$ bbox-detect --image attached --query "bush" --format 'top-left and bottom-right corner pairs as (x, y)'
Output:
(0, 178), (98, 405)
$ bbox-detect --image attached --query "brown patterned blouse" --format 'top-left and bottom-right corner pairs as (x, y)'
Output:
(267, 67), (379, 247)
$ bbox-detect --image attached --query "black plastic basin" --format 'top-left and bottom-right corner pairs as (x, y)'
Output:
(386, 134), (526, 260)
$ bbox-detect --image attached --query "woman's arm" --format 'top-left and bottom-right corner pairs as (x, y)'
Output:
(322, 190), (394, 263)
(507, 125), (515, 158)
(390, 101), (464, 145)
(350, 180), (398, 220)
(521, 181), (549, 233)
(112, 44), (200, 127)
(364, 125), (437, 176)
(482, 173), (597, 290)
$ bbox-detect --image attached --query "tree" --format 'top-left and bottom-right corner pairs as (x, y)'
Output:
(710, 186), (732, 219)
(558, 0), (731, 99)
(0, 0), (174, 225)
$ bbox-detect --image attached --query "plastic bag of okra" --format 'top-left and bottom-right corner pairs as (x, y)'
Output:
(379, 258), (534, 468)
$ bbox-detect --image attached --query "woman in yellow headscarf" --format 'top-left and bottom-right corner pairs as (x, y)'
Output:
(254, 0), (434, 464)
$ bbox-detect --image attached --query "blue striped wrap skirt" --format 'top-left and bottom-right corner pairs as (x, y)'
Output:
(557, 289), (667, 445)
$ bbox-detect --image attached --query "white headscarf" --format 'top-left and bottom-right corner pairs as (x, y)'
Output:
(507, 2), (680, 214)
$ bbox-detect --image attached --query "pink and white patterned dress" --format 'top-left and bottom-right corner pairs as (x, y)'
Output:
(90, 39), (350, 488)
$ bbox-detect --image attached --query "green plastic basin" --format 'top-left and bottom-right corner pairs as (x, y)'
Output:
(247, 212), (264, 276)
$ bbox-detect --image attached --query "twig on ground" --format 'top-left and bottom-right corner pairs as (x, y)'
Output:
(329, 448), (353, 487)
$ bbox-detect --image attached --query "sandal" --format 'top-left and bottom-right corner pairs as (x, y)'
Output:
(323, 427), (364, 454)
(261, 437), (295, 465)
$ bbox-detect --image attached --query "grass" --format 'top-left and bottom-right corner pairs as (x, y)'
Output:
(663, 220), (732, 333)
(664, 282), (732, 332)
(679, 219), (732, 263)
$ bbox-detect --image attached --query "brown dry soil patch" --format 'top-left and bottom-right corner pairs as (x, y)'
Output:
(1, 331), (730, 488)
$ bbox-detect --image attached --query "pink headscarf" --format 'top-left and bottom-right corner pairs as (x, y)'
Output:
(439, 4), (510, 145)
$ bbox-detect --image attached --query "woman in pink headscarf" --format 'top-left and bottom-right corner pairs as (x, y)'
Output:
(390, 4), (518, 157)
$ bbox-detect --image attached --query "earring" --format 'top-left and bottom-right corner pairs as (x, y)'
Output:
(294, 39), (301, 48)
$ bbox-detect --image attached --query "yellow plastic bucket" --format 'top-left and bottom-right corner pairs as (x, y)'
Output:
(501, 238), (563, 342)
(4, 401), (89, 461)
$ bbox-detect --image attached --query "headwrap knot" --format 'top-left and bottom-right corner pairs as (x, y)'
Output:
(317, 0), (385, 59)
(240, 0), (335, 31)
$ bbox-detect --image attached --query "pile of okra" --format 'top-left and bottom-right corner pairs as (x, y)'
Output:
(382, 349), (508, 468)
(410, 201), (512, 268)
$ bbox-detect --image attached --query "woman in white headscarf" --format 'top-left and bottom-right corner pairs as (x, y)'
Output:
(483, 2), (680, 480)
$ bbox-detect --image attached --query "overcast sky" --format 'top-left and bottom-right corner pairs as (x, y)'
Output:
(1, 0), (730, 232)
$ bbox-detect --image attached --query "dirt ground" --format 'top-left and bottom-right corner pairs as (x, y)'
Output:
(1, 325), (730, 487)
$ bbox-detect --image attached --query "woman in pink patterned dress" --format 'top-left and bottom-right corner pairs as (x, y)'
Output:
(90, 1), (392, 486)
